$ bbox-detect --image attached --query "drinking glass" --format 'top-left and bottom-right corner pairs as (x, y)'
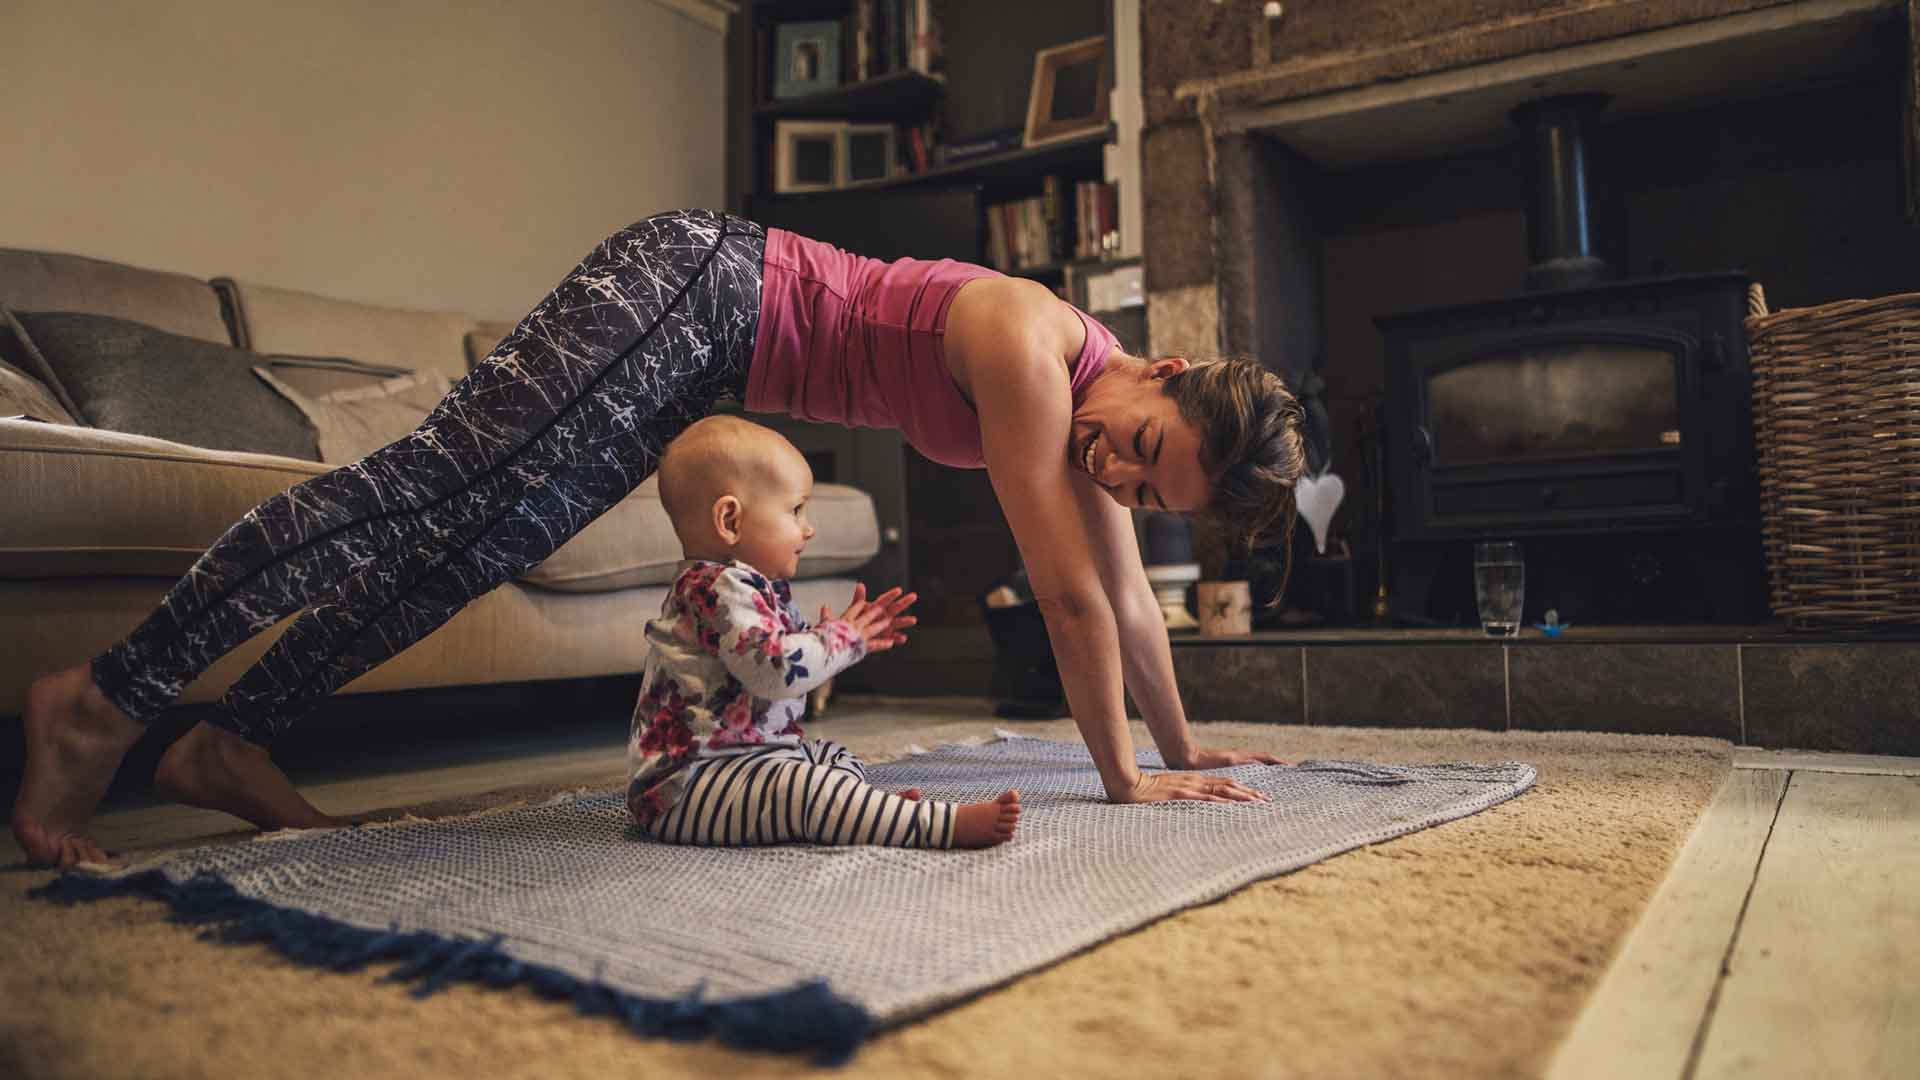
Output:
(1473, 541), (1525, 637)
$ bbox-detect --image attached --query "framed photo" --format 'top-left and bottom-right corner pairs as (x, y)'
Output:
(1024, 35), (1111, 147)
(775, 120), (848, 193)
(841, 123), (897, 186)
(773, 20), (842, 100)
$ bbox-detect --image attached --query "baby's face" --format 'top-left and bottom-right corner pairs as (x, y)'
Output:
(734, 448), (817, 581)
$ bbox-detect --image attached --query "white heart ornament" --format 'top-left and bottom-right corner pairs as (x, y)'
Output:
(1294, 471), (1344, 555)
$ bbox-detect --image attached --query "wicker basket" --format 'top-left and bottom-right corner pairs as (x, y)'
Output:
(1746, 283), (1920, 628)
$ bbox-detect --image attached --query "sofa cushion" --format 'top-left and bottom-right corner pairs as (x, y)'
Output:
(0, 247), (233, 346)
(464, 320), (518, 369)
(252, 353), (412, 398)
(519, 476), (881, 593)
(0, 417), (326, 579)
(1, 574), (867, 714)
(0, 418), (880, 588)
(6, 309), (322, 461)
(0, 354), (77, 424)
(229, 279), (478, 383)
(254, 363), (451, 464)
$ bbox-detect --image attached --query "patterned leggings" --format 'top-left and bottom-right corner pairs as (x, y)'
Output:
(640, 741), (958, 849)
(91, 210), (767, 744)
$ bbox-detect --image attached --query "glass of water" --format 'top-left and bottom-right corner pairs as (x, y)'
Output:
(1474, 541), (1525, 637)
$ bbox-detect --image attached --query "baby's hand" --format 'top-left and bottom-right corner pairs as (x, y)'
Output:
(822, 583), (918, 652)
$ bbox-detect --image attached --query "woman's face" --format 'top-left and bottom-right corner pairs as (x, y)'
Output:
(1068, 358), (1212, 512)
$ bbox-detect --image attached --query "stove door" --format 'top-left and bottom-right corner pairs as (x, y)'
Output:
(1403, 326), (1701, 536)
(1427, 340), (1681, 467)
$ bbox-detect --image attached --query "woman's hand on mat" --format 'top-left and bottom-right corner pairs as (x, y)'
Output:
(1175, 746), (1293, 770)
(1121, 771), (1271, 804)
(823, 584), (918, 653)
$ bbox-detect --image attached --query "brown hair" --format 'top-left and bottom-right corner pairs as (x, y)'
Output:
(1160, 356), (1309, 600)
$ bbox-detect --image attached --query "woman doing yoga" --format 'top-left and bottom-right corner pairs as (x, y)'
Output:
(14, 208), (1307, 868)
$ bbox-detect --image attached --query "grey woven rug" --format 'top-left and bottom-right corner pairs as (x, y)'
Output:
(52, 735), (1533, 1059)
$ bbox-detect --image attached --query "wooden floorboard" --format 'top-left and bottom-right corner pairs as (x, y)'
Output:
(1546, 769), (1786, 1080)
(1734, 748), (1920, 777)
(1693, 772), (1920, 1080)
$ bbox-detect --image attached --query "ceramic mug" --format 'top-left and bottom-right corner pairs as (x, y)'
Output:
(1195, 580), (1253, 636)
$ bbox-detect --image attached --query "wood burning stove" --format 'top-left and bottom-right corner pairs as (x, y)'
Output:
(1377, 95), (1767, 625)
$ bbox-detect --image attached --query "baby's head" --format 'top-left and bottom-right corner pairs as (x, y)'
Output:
(657, 415), (816, 580)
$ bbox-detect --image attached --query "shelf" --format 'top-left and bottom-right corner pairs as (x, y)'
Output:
(757, 70), (945, 121)
(767, 126), (1113, 198)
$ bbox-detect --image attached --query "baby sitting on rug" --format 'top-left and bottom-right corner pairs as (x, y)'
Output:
(627, 415), (1021, 849)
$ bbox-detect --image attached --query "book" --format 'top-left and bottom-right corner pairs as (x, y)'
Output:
(934, 129), (1023, 166)
(854, 0), (873, 81)
(908, 125), (929, 173)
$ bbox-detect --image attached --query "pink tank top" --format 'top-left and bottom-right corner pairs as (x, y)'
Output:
(746, 228), (1118, 469)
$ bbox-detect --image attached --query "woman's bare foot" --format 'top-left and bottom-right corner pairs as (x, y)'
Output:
(153, 722), (338, 833)
(11, 664), (146, 868)
(951, 789), (1021, 848)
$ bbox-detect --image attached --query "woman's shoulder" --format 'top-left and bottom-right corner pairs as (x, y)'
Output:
(947, 278), (1087, 381)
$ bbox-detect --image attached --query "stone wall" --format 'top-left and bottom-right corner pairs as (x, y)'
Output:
(1135, 0), (1807, 356)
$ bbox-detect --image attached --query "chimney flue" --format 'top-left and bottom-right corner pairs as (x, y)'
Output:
(1512, 93), (1612, 291)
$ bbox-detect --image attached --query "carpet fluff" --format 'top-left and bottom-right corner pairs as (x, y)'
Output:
(32, 736), (1532, 1060)
(1, 711), (1729, 1079)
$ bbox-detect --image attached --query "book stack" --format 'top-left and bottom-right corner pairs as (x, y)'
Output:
(850, 0), (937, 82)
(984, 178), (1121, 272)
(1074, 180), (1120, 260)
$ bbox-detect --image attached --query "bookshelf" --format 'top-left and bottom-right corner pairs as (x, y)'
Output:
(739, 1), (1122, 271)
(730, 1), (1141, 693)
(753, 69), (944, 122)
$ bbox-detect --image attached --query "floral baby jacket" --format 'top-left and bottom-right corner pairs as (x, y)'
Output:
(626, 559), (867, 826)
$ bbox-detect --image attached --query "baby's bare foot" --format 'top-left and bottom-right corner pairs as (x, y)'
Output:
(951, 789), (1020, 848)
(897, 788), (922, 801)
(154, 722), (339, 833)
(11, 665), (145, 868)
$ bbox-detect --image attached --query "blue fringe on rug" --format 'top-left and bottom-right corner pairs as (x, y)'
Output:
(30, 869), (873, 1064)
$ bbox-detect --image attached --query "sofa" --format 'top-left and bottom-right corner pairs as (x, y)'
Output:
(0, 246), (883, 718)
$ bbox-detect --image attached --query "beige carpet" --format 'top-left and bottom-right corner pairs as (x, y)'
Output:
(2, 705), (1729, 1079)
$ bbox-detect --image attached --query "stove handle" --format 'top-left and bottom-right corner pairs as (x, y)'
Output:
(1703, 332), (1727, 372)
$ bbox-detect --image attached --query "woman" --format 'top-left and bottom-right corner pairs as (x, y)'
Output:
(14, 209), (1307, 868)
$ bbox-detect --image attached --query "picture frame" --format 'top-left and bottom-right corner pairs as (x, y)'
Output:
(774, 120), (848, 193)
(841, 123), (897, 186)
(1024, 35), (1111, 147)
(772, 19), (842, 101)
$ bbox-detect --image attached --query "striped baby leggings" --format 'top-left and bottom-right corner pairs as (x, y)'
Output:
(642, 741), (957, 850)
(89, 210), (766, 744)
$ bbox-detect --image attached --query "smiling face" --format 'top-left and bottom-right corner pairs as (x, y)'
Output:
(1068, 356), (1212, 512)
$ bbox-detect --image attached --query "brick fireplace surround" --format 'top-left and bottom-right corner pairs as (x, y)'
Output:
(1137, 0), (1920, 754)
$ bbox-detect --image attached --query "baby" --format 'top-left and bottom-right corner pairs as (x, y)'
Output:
(627, 414), (1021, 849)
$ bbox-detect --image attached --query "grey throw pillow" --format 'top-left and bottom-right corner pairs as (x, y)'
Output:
(6, 309), (323, 460)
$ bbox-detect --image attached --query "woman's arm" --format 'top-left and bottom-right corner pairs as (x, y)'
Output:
(972, 339), (1141, 799)
(1069, 477), (1291, 772)
(964, 286), (1273, 801)
(1066, 476), (1195, 766)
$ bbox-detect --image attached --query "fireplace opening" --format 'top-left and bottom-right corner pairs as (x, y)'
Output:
(1375, 94), (1767, 627)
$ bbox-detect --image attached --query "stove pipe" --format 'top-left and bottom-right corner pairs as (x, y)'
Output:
(1511, 93), (1612, 292)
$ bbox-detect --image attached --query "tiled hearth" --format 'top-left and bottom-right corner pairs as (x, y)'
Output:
(1171, 627), (1920, 756)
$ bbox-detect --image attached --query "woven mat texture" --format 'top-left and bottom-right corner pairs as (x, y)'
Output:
(97, 735), (1535, 1022)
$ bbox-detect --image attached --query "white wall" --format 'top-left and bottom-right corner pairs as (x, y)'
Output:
(0, 0), (727, 320)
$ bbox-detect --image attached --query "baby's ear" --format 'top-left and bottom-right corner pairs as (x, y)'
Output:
(712, 494), (743, 544)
